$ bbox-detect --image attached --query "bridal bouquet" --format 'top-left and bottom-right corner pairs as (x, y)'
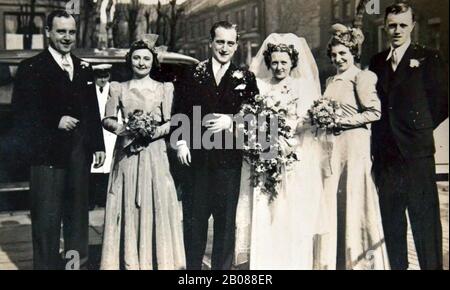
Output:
(308, 98), (342, 134)
(125, 109), (159, 153)
(240, 91), (300, 202)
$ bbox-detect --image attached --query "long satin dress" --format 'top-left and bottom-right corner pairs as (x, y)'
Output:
(319, 65), (390, 270)
(100, 79), (185, 270)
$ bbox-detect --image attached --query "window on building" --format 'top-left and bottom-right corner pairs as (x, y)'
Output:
(252, 5), (259, 29)
(225, 14), (230, 23)
(201, 19), (205, 37)
(235, 11), (240, 27)
(333, 0), (341, 20)
(428, 18), (441, 50)
(4, 13), (45, 50)
(190, 22), (195, 39)
(344, 0), (352, 18)
(241, 9), (246, 31)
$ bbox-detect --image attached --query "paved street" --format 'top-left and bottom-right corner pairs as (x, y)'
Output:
(0, 183), (448, 270)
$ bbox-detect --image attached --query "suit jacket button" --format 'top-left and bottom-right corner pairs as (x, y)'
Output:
(388, 107), (393, 110)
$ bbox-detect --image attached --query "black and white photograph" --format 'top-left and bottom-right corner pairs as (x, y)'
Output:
(0, 0), (448, 272)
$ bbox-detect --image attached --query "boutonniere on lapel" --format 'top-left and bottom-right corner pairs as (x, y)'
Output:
(80, 61), (90, 69)
(231, 69), (250, 91)
(409, 58), (425, 68)
(409, 59), (420, 68)
(193, 60), (211, 84)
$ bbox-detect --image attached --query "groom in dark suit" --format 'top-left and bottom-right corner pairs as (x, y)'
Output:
(174, 21), (258, 270)
(370, 3), (448, 270)
(12, 10), (105, 269)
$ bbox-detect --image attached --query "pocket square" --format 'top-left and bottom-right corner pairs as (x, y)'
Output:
(87, 81), (94, 85)
(235, 84), (247, 90)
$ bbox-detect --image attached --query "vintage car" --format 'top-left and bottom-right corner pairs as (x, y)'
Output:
(0, 48), (198, 211)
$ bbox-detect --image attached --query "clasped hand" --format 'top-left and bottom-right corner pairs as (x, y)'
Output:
(203, 114), (233, 134)
(58, 116), (80, 132)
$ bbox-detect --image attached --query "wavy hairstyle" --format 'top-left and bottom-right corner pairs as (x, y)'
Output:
(327, 24), (365, 62)
(125, 39), (160, 70)
(263, 43), (300, 69)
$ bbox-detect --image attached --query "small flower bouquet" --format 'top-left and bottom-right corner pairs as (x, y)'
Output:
(308, 98), (342, 134)
(125, 110), (159, 153)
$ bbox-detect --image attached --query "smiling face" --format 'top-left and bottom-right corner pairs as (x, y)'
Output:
(270, 51), (292, 81)
(330, 44), (355, 74)
(385, 9), (415, 48)
(131, 49), (153, 79)
(210, 27), (238, 65)
(46, 16), (77, 55)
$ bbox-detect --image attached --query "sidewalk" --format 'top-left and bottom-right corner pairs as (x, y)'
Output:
(0, 183), (448, 270)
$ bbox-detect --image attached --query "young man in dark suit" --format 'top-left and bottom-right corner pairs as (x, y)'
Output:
(174, 21), (258, 270)
(370, 3), (448, 270)
(12, 10), (105, 270)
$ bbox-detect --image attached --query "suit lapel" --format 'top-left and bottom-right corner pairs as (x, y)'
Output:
(390, 45), (415, 89)
(42, 50), (69, 82)
(378, 50), (391, 95)
(71, 55), (82, 84)
(218, 63), (236, 95)
(214, 62), (238, 110)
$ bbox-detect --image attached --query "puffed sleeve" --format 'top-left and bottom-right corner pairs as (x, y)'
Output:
(339, 70), (381, 128)
(102, 81), (128, 135)
(152, 82), (174, 140)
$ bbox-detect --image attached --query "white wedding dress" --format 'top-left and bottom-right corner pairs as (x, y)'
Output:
(235, 34), (327, 270)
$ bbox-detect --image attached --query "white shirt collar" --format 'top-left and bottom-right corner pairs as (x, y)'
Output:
(48, 45), (73, 70)
(333, 64), (361, 81)
(386, 38), (411, 63)
(211, 57), (231, 77)
(96, 82), (110, 95)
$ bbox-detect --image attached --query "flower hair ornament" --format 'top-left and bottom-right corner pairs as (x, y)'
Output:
(141, 33), (159, 49)
(125, 34), (161, 67)
(330, 23), (365, 49)
(263, 43), (300, 69)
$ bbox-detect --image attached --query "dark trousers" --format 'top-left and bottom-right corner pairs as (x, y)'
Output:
(30, 139), (91, 270)
(373, 149), (443, 270)
(182, 167), (241, 270)
(89, 173), (109, 209)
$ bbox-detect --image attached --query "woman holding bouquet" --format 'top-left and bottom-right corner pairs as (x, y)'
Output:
(318, 24), (389, 270)
(100, 39), (185, 270)
(235, 33), (326, 269)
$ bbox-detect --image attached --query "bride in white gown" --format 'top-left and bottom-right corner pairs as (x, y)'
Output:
(235, 33), (327, 270)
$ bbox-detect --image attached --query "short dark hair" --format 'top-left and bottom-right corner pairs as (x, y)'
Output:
(263, 43), (299, 69)
(210, 21), (239, 41)
(46, 10), (75, 30)
(384, 2), (416, 23)
(125, 40), (160, 70)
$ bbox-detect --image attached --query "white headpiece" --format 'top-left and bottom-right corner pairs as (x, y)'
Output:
(250, 33), (321, 94)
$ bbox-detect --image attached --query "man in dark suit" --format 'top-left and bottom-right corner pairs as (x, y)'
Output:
(12, 10), (105, 270)
(173, 21), (258, 270)
(369, 3), (448, 270)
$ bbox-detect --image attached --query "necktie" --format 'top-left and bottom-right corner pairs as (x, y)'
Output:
(391, 49), (398, 72)
(215, 64), (227, 85)
(99, 86), (104, 93)
(61, 54), (73, 81)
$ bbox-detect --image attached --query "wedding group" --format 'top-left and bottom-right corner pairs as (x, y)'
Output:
(11, 2), (447, 270)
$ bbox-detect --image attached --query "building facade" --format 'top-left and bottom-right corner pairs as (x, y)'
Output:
(0, 0), (69, 50)
(177, 0), (265, 66)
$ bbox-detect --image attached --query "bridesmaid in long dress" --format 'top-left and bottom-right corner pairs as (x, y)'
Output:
(100, 40), (185, 270)
(319, 24), (390, 270)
